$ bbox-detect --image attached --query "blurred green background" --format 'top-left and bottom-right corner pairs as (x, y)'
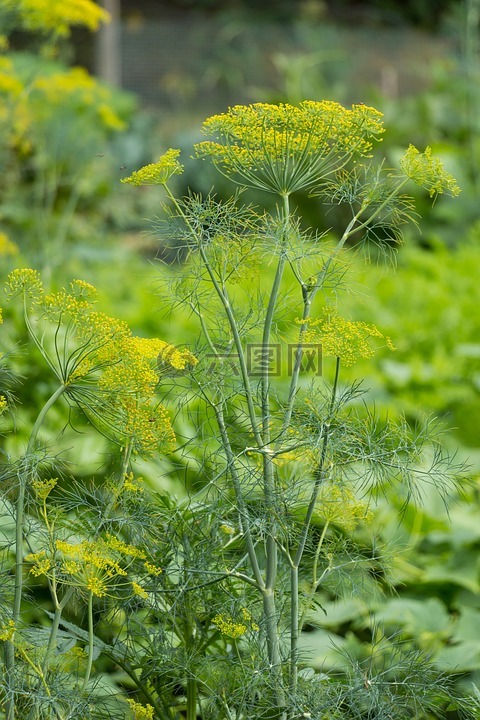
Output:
(3, 0), (480, 698)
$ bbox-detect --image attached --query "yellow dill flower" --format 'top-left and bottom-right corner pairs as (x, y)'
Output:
(104, 533), (146, 560)
(5, 268), (43, 298)
(119, 398), (176, 455)
(219, 523), (236, 535)
(63, 560), (80, 574)
(126, 699), (155, 720)
(25, 550), (51, 577)
(195, 101), (384, 195)
(85, 574), (107, 598)
(32, 477), (57, 500)
(212, 613), (248, 638)
(55, 539), (127, 577)
(122, 472), (145, 494)
(399, 145), (460, 197)
(0, 233), (19, 256)
(303, 310), (394, 367)
(143, 560), (162, 576)
(0, 619), (15, 642)
(0, 59), (23, 97)
(314, 482), (372, 532)
(0, 395), (7, 415)
(70, 278), (97, 299)
(32, 67), (125, 131)
(131, 581), (148, 600)
(121, 149), (184, 186)
(7, 0), (109, 37)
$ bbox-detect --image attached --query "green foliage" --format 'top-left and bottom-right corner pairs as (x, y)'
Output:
(2, 95), (475, 720)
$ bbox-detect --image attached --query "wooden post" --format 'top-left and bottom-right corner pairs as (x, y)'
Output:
(96, 0), (121, 87)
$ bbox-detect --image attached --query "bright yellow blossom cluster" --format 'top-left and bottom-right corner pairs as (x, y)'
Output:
(25, 534), (157, 599)
(212, 607), (259, 638)
(3, 0), (109, 38)
(126, 699), (155, 720)
(0, 619), (16, 642)
(0, 395), (7, 414)
(5, 269), (197, 454)
(122, 472), (145, 495)
(399, 144), (461, 197)
(195, 101), (385, 195)
(121, 149), (184, 187)
(303, 310), (395, 367)
(0, 58), (23, 97)
(5, 267), (43, 297)
(32, 478), (58, 500)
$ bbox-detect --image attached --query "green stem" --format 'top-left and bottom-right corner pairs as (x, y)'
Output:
(81, 592), (95, 692)
(298, 520), (330, 633)
(260, 194), (290, 716)
(42, 587), (75, 674)
(289, 357), (340, 696)
(4, 383), (66, 720)
(213, 403), (264, 589)
(164, 183), (263, 446)
(186, 676), (197, 720)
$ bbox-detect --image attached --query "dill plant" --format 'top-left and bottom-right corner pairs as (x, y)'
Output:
(0, 100), (471, 720)
(120, 101), (467, 719)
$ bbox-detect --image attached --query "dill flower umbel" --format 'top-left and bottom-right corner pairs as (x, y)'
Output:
(303, 310), (394, 366)
(195, 101), (385, 195)
(5, 0), (109, 37)
(399, 144), (461, 197)
(4, 269), (197, 455)
(121, 149), (184, 186)
(126, 699), (155, 720)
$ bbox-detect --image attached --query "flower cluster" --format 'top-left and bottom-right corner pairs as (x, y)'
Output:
(195, 101), (385, 195)
(212, 607), (259, 638)
(121, 149), (184, 186)
(25, 533), (159, 599)
(126, 699), (155, 720)
(5, 269), (197, 455)
(5, 267), (43, 298)
(3, 0), (109, 37)
(0, 619), (15, 642)
(0, 58), (23, 97)
(303, 310), (395, 366)
(399, 145), (461, 197)
(32, 67), (125, 131)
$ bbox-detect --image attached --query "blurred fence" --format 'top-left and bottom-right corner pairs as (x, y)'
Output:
(77, 5), (454, 118)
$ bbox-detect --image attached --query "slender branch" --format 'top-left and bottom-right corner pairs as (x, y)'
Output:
(4, 383), (67, 720)
(298, 520), (330, 633)
(81, 591), (94, 691)
(213, 403), (264, 590)
(163, 183), (263, 446)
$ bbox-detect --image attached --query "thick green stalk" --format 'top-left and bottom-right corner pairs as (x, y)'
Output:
(259, 193), (290, 715)
(4, 383), (66, 720)
(289, 357), (340, 695)
(186, 677), (197, 720)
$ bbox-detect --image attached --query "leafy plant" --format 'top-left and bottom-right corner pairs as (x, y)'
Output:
(0, 99), (473, 719)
